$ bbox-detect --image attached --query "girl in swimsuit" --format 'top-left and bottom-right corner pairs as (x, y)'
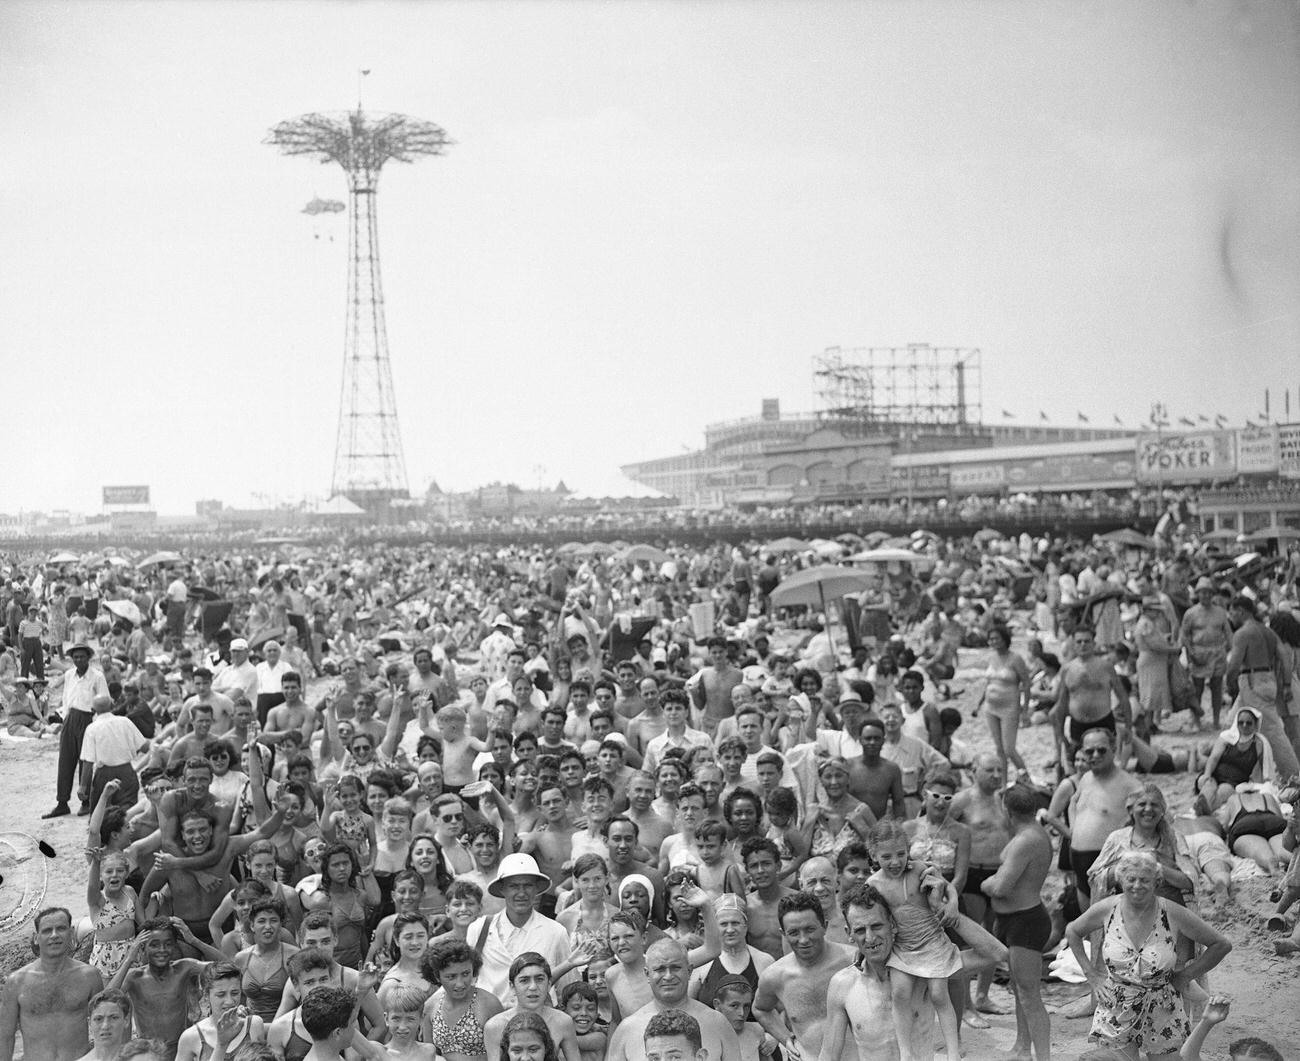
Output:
(421, 939), (504, 1061)
(979, 624), (1031, 782)
(174, 961), (266, 1061)
(869, 819), (963, 1061)
(87, 849), (142, 978)
(302, 842), (380, 970)
(557, 855), (619, 963)
(234, 899), (299, 1023)
(323, 773), (377, 871)
(380, 912), (434, 1001)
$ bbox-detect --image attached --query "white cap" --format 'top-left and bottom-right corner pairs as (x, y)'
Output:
(230, 638), (249, 651)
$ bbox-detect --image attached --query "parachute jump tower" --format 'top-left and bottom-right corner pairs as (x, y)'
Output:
(266, 107), (452, 507)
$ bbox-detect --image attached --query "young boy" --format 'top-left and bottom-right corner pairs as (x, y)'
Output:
(711, 975), (778, 1061)
(581, 943), (615, 1023)
(559, 981), (609, 1061)
(424, 704), (487, 792)
(375, 982), (437, 1060)
(267, 948), (338, 1058)
(695, 820), (746, 899)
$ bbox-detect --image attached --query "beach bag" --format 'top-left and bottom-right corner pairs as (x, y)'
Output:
(1169, 655), (1196, 714)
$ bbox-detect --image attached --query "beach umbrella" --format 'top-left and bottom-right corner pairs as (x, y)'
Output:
(1101, 528), (1158, 550)
(1240, 524), (1300, 543)
(808, 539), (845, 557)
(770, 565), (876, 609)
(138, 551), (183, 569)
(849, 548), (920, 564)
(910, 529), (939, 541)
(102, 599), (143, 626)
(763, 537), (809, 553)
(619, 544), (671, 565)
(972, 528), (1004, 544)
(770, 563), (876, 656)
(587, 542), (618, 557)
(1199, 529), (1240, 543)
(863, 531), (892, 545)
(557, 542), (586, 553)
(836, 532), (865, 546)
(49, 551), (80, 564)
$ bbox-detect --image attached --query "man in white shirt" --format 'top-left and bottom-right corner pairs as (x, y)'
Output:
(165, 571), (189, 639)
(253, 640), (293, 726)
(643, 689), (712, 776)
(44, 640), (110, 818)
(213, 637), (258, 707)
(466, 853), (576, 1001)
(78, 695), (149, 809)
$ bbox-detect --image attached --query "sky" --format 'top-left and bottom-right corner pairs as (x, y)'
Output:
(2, 0), (1298, 514)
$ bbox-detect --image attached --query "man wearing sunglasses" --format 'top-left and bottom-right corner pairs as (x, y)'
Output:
(1068, 729), (1143, 912)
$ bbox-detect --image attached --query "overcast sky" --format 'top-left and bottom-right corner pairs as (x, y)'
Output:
(2, 1), (1297, 514)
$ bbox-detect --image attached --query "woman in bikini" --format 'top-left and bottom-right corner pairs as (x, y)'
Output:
(420, 939), (503, 1061)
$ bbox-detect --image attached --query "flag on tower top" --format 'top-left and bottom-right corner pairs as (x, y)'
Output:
(1179, 417), (1195, 427)
(1039, 411), (1049, 422)
(1113, 415), (1123, 426)
(1002, 410), (1014, 419)
(1077, 412), (1090, 423)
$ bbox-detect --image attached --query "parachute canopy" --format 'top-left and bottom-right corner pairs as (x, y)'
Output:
(301, 197), (345, 215)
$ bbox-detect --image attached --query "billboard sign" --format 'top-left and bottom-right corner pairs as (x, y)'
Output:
(1236, 426), (1279, 474)
(950, 463), (1007, 491)
(887, 465), (950, 496)
(102, 485), (150, 505)
(1278, 424), (1300, 480)
(1135, 431), (1235, 484)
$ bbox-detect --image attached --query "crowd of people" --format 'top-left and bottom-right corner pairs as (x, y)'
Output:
(0, 523), (1297, 1061)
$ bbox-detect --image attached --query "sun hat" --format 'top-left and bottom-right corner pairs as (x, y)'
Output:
(488, 853), (552, 897)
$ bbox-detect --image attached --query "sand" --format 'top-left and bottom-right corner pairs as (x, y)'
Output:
(1, 646), (1296, 1058)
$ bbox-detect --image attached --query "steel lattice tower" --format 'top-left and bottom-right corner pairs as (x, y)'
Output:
(266, 108), (452, 506)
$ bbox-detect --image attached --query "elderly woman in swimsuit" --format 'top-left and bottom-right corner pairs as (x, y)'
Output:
(1066, 851), (1230, 1061)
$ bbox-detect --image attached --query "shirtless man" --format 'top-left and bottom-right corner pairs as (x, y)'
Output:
(1052, 627), (1132, 771)
(177, 668), (234, 735)
(797, 856), (851, 946)
(154, 756), (235, 877)
(142, 798), (285, 944)
(949, 754), (1010, 1018)
(166, 703), (217, 767)
(694, 638), (743, 738)
(261, 672), (311, 746)
(818, 884), (1005, 1061)
(626, 771), (675, 856)
(0, 907), (104, 1061)
(741, 838), (796, 960)
(752, 892), (855, 1060)
(846, 719), (908, 822)
(272, 913), (386, 1035)
(107, 916), (224, 1056)
(980, 786), (1053, 1061)
(605, 815), (668, 925)
(518, 784), (576, 897)
(1068, 728), (1143, 910)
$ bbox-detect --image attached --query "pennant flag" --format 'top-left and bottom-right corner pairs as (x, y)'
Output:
(1245, 419), (1256, 428)
(1214, 414), (1227, 426)
(1039, 411), (1049, 422)
(1197, 414), (1209, 423)
(1077, 412), (1090, 423)
(1002, 410), (1014, 419)
(1178, 417), (1195, 427)
(361, 69), (371, 75)
(1113, 415), (1123, 426)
